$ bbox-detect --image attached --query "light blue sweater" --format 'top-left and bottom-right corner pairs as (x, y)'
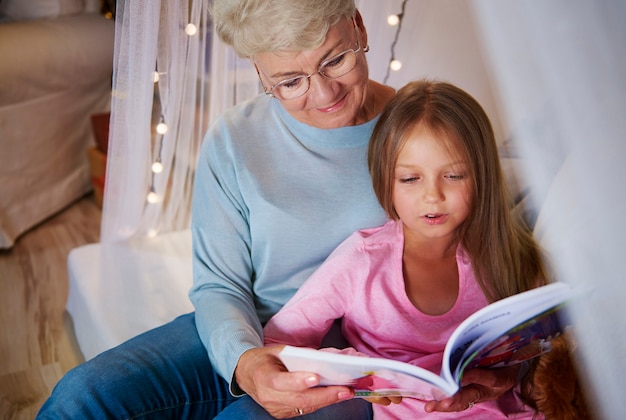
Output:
(189, 93), (387, 389)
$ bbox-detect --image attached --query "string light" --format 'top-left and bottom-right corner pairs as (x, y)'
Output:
(147, 19), (197, 214)
(148, 114), (166, 204)
(185, 23), (197, 36)
(387, 14), (400, 26)
(143, 13), (205, 237)
(383, 0), (409, 84)
(156, 119), (168, 134)
(390, 59), (403, 71)
(151, 160), (163, 173)
(147, 54), (168, 209)
(147, 188), (160, 204)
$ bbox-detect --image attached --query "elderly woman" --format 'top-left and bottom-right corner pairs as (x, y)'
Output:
(38, 1), (518, 418)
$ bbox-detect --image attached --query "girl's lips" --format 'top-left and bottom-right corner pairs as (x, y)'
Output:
(421, 214), (448, 225)
(317, 94), (347, 113)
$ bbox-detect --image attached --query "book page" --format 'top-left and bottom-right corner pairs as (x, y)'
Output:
(459, 305), (565, 374)
(440, 282), (572, 384)
(278, 346), (459, 400)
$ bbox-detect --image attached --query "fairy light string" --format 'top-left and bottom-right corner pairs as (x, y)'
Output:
(147, 21), (199, 208)
(147, 72), (166, 205)
(383, 0), (409, 85)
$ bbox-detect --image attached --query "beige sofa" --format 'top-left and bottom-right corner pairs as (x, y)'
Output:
(0, 1), (114, 248)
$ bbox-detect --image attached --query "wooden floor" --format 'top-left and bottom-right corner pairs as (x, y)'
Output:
(0, 194), (101, 419)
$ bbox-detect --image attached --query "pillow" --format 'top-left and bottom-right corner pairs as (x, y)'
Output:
(0, 0), (83, 22)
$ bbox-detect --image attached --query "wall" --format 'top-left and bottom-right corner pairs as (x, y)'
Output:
(359, 0), (507, 145)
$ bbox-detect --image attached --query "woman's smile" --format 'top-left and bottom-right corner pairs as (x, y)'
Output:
(316, 93), (348, 113)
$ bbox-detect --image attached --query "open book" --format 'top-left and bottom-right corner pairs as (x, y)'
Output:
(278, 282), (574, 401)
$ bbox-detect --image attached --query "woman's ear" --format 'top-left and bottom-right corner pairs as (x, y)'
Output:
(354, 10), (368, 49)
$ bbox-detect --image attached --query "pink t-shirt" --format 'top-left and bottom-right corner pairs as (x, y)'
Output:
(264, 220), (540, 419)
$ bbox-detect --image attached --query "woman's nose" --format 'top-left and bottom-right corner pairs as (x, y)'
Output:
(307, 73), (336, 102)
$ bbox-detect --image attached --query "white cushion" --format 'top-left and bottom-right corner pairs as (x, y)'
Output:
(66, 230), (194, 360)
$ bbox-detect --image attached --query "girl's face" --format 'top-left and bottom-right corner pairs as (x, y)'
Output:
(392, 125), (472, 245)
(253, 17), (371, 129)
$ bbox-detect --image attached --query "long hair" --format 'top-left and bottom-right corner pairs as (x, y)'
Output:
(369, 80), (548, 302)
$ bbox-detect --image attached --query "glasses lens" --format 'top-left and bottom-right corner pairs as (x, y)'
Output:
(270, 49), (359, 100)
(272, 76), (309, 100)
(320, 50), (357, 79)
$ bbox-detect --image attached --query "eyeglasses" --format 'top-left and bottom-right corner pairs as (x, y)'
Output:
(256, 19), (366, 101)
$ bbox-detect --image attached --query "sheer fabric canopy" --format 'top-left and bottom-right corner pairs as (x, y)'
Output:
(102, 1), (626, 417)
(472, 2), (626, 418)
(101, 0), (258, 242)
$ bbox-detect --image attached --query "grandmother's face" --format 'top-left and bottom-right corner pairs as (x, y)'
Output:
(254, 16), (370, 129)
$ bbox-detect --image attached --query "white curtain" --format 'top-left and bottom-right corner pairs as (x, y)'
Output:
(101, 0), (259, 243)
(471, 1), (626, 418)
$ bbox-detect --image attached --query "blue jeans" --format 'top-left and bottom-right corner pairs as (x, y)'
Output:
(37, 313), (373, 419)
(216, 395), (372, 419)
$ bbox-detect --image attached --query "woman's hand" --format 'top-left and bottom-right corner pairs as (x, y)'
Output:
(234, 345), (354, 418)
(424, 366), (519, 413)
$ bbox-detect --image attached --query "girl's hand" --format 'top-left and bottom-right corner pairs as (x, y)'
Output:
(423, 366), (519, 413)
(234, 345), (354, 418)
(365, 396), (403, 406)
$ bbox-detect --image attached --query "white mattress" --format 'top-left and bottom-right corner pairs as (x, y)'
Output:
(67, 229), (194, 360)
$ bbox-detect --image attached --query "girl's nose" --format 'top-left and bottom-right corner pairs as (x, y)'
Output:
(423, 180), (444, 202)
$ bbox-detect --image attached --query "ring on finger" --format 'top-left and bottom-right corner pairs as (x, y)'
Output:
(295, 408), (304, 415)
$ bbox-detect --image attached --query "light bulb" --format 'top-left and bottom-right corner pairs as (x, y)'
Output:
(152, 161), (163, 173)
(390, 59), (403, 71)
(185, 23), (197, 36)
(153, 71), (160, 83)
(156, 121), (168, 134)
(147, 191), (160, 204)
(387, 14), (400, 26)
(147, 228), (158, 238)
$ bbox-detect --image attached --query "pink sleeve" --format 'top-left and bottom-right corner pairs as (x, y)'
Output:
(320, 347), (370, 358)
(263, 233), (366, 348)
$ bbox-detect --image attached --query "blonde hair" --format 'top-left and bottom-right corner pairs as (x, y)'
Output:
(369, 80), (548, 302)
(211, 0), (356, 58)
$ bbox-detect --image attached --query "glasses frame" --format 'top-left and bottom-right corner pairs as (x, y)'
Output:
(255, 18), (365, 101)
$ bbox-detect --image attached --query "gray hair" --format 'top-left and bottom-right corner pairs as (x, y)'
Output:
(211, 0), (356, 58)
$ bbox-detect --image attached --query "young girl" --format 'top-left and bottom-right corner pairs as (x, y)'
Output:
(263, 80), (548, 419)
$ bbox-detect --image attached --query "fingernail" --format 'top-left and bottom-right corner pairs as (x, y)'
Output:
(338, 391), (352, 400)
(305, 376), (319, 386)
